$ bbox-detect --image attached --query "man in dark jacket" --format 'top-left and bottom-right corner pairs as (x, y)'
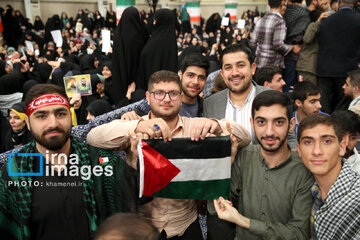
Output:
(316, 0), (360, 113)
(283, 0), (310, 91)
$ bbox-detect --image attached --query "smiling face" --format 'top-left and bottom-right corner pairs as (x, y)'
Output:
(146, 81), (182, 121)
(298, 124), (346, 178)
(251, 104), (294, 153)
(102, 66), (112, 79)
(220, 51), (256, 95)
(179, 66), (207, 100)
(26, 105), (72, 151)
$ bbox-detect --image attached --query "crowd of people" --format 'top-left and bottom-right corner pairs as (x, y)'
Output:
(0, 0), (359, 239)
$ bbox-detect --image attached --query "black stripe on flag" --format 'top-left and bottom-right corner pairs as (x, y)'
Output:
(143, 136), (231, 159)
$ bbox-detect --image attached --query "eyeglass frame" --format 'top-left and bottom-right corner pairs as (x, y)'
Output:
(150, 90), (182, 101)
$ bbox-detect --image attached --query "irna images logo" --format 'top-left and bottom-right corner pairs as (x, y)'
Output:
(7, 151), (113, 180)
(8, 151), (43, 177)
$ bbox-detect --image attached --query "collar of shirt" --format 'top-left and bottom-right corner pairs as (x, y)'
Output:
(293, 110), (299, 135)
(227, 83), (255, 109)
(349, 95), (360, 109)
(346, 147), (359, 165)
(339, 6), (353, 11)
(268, 11), (283, 18)
(318, 160), (354, 207)
(260, 145), (292, 170)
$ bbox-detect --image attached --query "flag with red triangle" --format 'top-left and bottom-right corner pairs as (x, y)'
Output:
(137, 136), (231, 200)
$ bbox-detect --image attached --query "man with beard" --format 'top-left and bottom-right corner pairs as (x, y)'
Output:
(203, 44), (269, 140)
(87, 70), (251, 239)
(331, 110), (360, 174)
(121, 53), (209, 120)
(0, 84), (138, 239)
(209, 90), (314, 240)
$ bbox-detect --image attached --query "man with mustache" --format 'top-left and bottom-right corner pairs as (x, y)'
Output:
(203, 44), (269, 141)
(0, 84), (138, 239)
(208, 90), (314, 240)
(331, 110), (360, 174)
(87, 70), (252, 239)
(121, 52), (209, 120)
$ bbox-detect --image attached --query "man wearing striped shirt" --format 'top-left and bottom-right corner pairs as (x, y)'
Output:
(204, 44), (269, 142)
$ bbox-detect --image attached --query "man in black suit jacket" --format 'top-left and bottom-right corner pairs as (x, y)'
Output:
(316, 0), (360, 113)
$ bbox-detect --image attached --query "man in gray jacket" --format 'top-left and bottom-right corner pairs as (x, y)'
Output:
(204, 44), (269, 139)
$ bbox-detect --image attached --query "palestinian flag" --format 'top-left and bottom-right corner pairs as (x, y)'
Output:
(137, 136), (231, 200)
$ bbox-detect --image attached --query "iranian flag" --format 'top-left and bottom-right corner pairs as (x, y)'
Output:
(137, 136), (231, 200)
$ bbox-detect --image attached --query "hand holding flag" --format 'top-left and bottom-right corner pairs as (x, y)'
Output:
(135, 118), (172, 141)
(190, 118), (222, 141)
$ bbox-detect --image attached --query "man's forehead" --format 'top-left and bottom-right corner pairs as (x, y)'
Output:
(255, 104), (287, 117)
(306, 93), (321, 101)
(32, 105), (69, 114)
(301, 124), (337, 138)
(223, 51), (249, 64)
(153, 81), (180, 90)
(184, 66), (206, 75)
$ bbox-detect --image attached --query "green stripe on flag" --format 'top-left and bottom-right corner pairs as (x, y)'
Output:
(186, 2), (200, 7)
(225, 4), (237, 8)
(116, 0), (135, 5)
(152, 179), (230, 200)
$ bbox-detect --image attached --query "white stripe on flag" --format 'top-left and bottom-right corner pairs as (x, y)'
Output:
(137, 140), (145, 198)
(169, 157), (231, 182)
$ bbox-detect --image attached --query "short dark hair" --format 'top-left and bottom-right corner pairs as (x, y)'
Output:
(292, 81), (320, 103)
(331, 110), (360, 135)
(306, 0), (314, 6)
(93, 213), (159, 240)
(180, 52), (210, 76)
(347, 68), (360, 89)
(220, 43), (255, 68)
(297, 114), (343, 143)
(268, 0), (283, 8)
(255, 67), (283, 86)
(25, 84), (67, 106)
(289, 0), (303, 4)
(251, 90), (293, 121)
(148, 70), (181, 91)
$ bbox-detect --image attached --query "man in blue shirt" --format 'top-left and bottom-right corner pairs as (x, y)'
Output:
(292, 81), (328, 137)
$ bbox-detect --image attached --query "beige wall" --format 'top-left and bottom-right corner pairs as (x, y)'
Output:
(1, 0), (266, 24)
(40, 1), (98, 21)
(1, 0), (25, 15)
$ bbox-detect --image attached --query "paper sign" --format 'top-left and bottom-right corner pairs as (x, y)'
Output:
(101, 29), (111, 53)
(221, 17), (230, 26)
(75, 22), (83, 33)
(63, 74), (92, 97)
(237, 19), (246, 29)
(25, 40), (34, 52)
(51, 30), (63, 47)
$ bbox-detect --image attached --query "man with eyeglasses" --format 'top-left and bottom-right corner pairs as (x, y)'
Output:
(87, 70), (251, 239)
(121, 53), (210, 120)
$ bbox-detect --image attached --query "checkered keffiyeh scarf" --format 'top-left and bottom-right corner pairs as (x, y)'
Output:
(313, 161), (360, 239)
(0, 137), (121, 239)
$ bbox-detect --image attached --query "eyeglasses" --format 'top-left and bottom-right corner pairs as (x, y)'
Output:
(150, 90), (181, 101)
